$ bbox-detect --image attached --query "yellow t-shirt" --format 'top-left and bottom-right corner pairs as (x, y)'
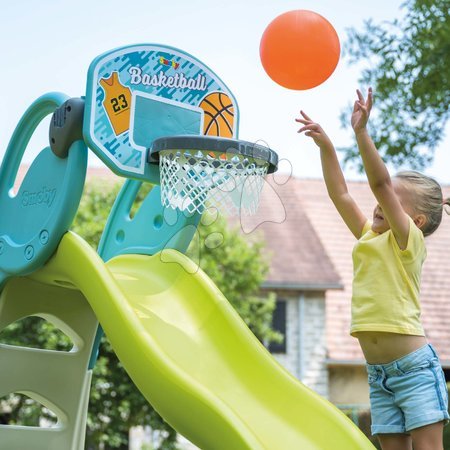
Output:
(350, 217), (426, 337)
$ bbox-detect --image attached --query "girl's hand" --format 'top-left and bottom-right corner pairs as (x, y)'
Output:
(351, 88), (373, 134)
(296, 111), (333, 149)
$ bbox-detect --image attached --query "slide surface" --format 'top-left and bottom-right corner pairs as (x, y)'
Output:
(31, 232), (374, 450)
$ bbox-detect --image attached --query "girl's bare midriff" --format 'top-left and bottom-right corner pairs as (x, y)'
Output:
(354, 331), (428, 364)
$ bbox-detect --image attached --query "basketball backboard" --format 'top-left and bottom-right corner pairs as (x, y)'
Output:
(83, 44), (239, 182)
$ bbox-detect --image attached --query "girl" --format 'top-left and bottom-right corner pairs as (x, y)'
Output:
(296, 88), (450, 450)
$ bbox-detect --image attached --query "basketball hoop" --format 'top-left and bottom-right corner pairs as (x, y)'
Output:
(148, 136), (278, 216)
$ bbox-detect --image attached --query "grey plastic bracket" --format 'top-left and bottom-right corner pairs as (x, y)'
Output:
(49, 98), (85, 159)
(149, 135), (279, 173)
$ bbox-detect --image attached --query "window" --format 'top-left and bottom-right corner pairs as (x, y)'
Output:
(268, 300), (286, 353)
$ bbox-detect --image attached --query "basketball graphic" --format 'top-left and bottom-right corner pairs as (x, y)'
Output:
(199, 92), (235, 137)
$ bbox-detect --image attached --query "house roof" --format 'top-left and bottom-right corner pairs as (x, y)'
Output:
(239, 177), (341, 291)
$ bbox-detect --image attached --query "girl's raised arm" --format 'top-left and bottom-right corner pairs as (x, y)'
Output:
(297, 111), (367, 239)
(352, 89), (410, 249)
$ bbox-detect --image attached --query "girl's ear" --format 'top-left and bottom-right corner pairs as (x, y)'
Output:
(414, 214), (427, 229)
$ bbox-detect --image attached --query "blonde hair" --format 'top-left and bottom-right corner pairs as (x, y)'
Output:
(394, 171), (450, 237)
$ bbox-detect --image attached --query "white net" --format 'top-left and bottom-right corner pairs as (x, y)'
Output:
(159, 149), (268, 215)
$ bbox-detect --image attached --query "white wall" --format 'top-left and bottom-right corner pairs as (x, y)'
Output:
(271, 291), (329, 398)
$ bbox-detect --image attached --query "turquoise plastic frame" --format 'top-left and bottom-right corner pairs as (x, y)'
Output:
(0, 92), (87, 290)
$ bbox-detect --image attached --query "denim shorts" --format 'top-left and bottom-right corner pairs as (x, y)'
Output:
(366, 344), (449, 435)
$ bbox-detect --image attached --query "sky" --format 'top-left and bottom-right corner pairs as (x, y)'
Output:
(1, 0), (448, 184)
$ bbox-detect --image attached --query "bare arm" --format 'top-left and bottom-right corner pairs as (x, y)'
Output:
(296, 111), (367, 238)
(352, 89), (410, 249)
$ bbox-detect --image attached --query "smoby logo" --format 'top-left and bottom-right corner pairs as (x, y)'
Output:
(22, 187), (57, 207)
(159, 57), (180, 69)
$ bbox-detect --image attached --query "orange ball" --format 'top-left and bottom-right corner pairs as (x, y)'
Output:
(260, 10), (340, 90)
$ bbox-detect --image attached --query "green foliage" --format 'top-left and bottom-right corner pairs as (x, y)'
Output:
(0, 317), (72, 427)
(0, 393), (57, 427)
(1, 180), (278, 450)
(71, 181), (122, 251)
(0, 316), (73, 352)
(341, 0), (450, 170)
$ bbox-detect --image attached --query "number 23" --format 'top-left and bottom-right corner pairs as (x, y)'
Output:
(111, 94), (128, 113)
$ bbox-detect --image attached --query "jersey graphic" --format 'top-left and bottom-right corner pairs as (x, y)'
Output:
(99, 72), (132, 136)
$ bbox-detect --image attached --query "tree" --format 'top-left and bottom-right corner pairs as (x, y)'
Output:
(0, 180), (279, 449)
(340, 0), (450, 170)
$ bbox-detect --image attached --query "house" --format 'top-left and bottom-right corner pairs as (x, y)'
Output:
(249, 174), (450, 410)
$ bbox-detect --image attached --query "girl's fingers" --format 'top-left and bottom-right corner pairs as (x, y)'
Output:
(300, 110), (313, 121)
(305, 131), (321, 138)
(367, 87), (373, 109)
(356, 89), (365, 102)
(356, 102), (368, 115)
(295, 118), (310, 124)
(298, 124), (321, 133)
(357, 87), (373, 109)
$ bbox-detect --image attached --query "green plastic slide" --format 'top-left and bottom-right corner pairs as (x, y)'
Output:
(29, 232), (374, 450)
